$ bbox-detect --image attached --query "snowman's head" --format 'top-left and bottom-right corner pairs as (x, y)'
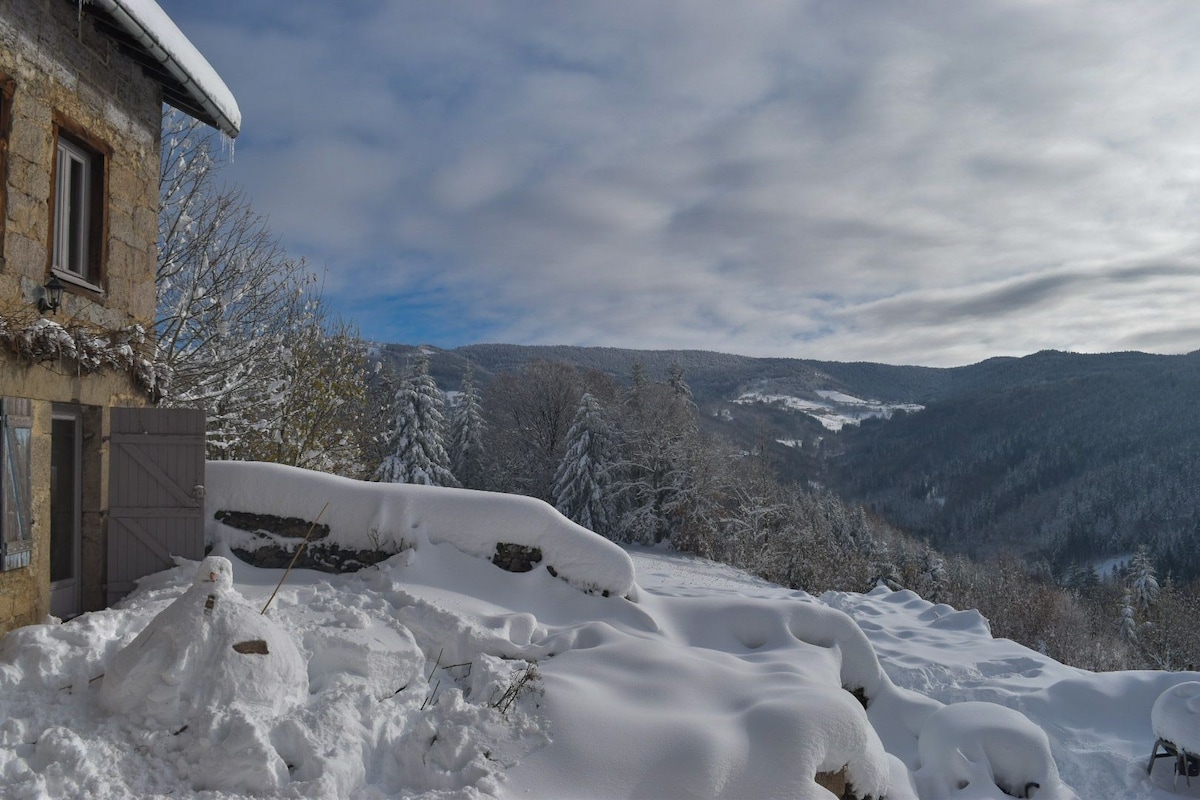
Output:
(195, 555), (234, 591)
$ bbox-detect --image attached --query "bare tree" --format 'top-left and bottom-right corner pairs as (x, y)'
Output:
(157, 109), (368, 474)
(242, 313), (370, 476)
(157, 111), (313, 420)
(483, 362), (616, 499)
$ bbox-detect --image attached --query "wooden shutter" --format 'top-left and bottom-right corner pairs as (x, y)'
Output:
(1, 397), (33, 571)
(107, 407), (205, 604)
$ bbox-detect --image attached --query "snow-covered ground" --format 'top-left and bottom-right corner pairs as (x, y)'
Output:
(734, 389), (924, 431)
(0, 463), (1197, 799)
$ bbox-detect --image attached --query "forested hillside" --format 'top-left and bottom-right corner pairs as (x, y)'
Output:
(385, 342), (948, 404)
(383, 343), (1200, 582)
(829, 350), (1200, 578)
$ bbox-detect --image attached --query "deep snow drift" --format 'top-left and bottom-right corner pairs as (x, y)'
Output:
(0, 462), (1196, 799)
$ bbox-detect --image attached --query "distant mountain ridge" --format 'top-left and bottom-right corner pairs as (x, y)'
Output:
(381, 342), (1200, 578)
(383, 341), (951, 402)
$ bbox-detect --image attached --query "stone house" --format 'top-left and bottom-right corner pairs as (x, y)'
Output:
(0, 0), (239, 633)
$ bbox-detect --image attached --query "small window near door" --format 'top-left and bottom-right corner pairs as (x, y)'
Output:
(51, 128), (105, 289)
(1, 398), (33, 571)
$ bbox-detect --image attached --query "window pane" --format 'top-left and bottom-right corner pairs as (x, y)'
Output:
(53, 148), (66, 271)
(68, 156), (84, 274)
(54, 139), (93, 279)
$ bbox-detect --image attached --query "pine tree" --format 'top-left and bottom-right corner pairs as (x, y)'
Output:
(917, 547), (948, 603)
(1118, 588), (1139, 644)
(552, 393), (617, 536)
(1129, 546), (1160, 612)
(449, 366), (486, 489)
(375, 353), (458, 487)
(668, 361), (693, 403)
(626, 362), (648, 407)
(870, 541), (904, 591)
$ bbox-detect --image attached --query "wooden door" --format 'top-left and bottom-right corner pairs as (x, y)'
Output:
(107, 407), (205, 604)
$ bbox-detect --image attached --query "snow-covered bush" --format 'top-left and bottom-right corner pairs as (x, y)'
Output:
(915, 701), (1069, 799)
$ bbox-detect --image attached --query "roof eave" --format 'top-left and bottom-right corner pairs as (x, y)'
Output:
(88, 0), (241, 139)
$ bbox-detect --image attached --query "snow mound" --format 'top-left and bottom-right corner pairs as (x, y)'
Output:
(5, 498), (1197, 798)
(206, 460), (635, 597)
(304, 623), (424, 698)
(100, 556), (305, 728)
(916, 701), (1070, 799)
(1152, 681), (1200, 752)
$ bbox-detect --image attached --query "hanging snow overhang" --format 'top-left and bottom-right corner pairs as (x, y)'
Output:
(80, 0), (241, 139)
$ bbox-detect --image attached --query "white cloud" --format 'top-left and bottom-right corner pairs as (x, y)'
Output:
(163, 0), (1200, 365)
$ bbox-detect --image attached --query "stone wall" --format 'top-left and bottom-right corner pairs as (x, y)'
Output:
(0, 0), (162, 633)
(0, 0), (161, 328)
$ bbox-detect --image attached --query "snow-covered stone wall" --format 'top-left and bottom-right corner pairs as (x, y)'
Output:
(205, 461), (637, 597)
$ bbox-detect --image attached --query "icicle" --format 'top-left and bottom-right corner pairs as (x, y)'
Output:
(219, 130), (235, 162)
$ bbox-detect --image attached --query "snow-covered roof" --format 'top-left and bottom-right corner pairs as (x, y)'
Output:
(84, 0), (241, 138)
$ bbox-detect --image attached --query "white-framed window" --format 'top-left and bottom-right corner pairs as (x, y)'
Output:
(54, 137), (92, 277)
(52, 135), (99, 284)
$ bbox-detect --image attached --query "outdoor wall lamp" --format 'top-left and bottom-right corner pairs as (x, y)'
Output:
(38, 274), (64, 315)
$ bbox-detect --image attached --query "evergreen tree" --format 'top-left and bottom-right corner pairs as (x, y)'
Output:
(917, 547), (948, 603)
(449, 367), (486, 489)
(869, 541), (904, 591)
(1062, 561), (1099, 595)
(552, 393), (617, 536)
(1118, 588), (1139, 644)
(375, 353), (458, 487)
(360, 357), (401, 476)
(626, 362), (648, 407)
(1128, 546), (1160, 612)
(668, 361), (693, 403)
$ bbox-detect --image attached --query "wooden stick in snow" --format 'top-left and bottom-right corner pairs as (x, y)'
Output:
(261, 501), (330, 615)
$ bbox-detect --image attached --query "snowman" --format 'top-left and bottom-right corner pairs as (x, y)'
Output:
(100, 555), (307, 728)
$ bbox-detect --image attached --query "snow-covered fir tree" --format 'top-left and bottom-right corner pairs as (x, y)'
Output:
(449, 366), (486, 489)
(626, 362), (648, 406)
(1118, 588), (1139, 644)
(1128, 546), (1160, 612)
(552, 393), (617, 536)
(912, 547), (947, 603)
(375, 352), (458, 487)
(667, 361), (693, 403)
(870, 541), (904, 591)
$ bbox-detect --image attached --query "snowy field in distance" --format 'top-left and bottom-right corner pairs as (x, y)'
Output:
(0, 463), (1197, 799)
(735, 390), (924, 431)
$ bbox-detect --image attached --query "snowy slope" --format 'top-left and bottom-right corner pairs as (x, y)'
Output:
(734, 389), (924, 432)
(0, 464), (1197, 799)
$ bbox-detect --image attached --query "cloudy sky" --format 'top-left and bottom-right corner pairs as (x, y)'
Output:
(158, 0), (1200, 367)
